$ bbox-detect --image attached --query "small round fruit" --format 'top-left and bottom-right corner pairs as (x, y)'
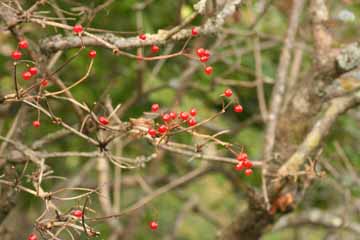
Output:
(179, 112), (189, 121)
(151, 45), (160, 53)
(189, 108), (197, 116)
(29, 67), (38, 76)
(244, 160), (253, 169)
(236, 153), (248, 162)
(224, 89), (233, 97)
(22, 71), (32, 80)
(28, 233), (38, 240)
(19, 40), (29, 49)
(73, 24), (83, 34)
(204, 66), (213, 75)
(245, 169), (253, 176)
(11, 50), (22, 60)
(203, 49), (211, 57)
(98, 116), (109, 125)
(158, 125), (168, 134)
(40, 79), (48, 87)
(148, 128), (157, 138)
(200, 56), (209, 63)
(196, 48), (205, 57)
(169, 112), (177, 119)
(72, 210), (83, 218)
(234, 104), (243, 113)
(151, 103), (160, 112)
(235, 162), (244, 171)
(187, 118), (197, 127)
(32, 120), (40, 128)
(139, 33), (146, 40)
(149, 221), (158, 230)
(88, 50), (97, 58)
(162, 113), (171, 122)
(191, 27), (198, 36)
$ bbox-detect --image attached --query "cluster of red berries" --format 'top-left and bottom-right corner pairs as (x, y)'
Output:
(234, 152), (253, 176)
(11, 40), (44, 129)
(11, 39), (28, 61)
(195, 48), (213, 75)
(190, 27), (215, 76)
(147, 103), (198, 138)
(222, 88), (244, 113)
(137, 28), (213, 75)
(20, 23), (250, 238)
(22, 66), (38, 80)
(196, 48), (210, 63)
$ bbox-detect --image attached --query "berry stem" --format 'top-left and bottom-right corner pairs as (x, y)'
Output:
(13, 62), (19, 99)
(45, 59), (94, 97)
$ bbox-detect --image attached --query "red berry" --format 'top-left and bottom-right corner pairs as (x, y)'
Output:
(88, 50), (97, 58)
(200, 56), (209, 63)
(245, 169), (253, 176)
(162, 113), (171, 122)
(169, 112), (177, 119)
(158, 125), (168, 134)
(179, 112), (189, 121)
(189, 108), (197, 117)
(11, 50), (22, 60)
(98, 116), (109, 125)
(244, 160), (253, 169)
(187, 118), (197, 126)
(235, 162), (244, 171)
(191, 27), (198, 36)
(203, 50), (211, 57)
(196, 48), (205, 57)
(149, 221), (158, 230)
(151, 45), (160, 53)
(29, 67), (38, 76)
(22, 71), (32, 80)
(32, 120), (40, 128)
(234, 104), (243, 113)
(73, 24), (83, 34)
(224, 88), (233, 97)
(139, 33), (146, 40)
(204, 66), (213, 75)
(19, 40), (29, 49)
(151, 103), (160, 112)
(148, 128), (157, 138)
(72, 210), (83, 218)
(28, 233), (38, 240)
(237, 153), (248, 162)
(40, 79), (48, 87)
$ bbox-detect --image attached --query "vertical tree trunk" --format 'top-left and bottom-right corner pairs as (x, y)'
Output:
(221, 207), (273, 240)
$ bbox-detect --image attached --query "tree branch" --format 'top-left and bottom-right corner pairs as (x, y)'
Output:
(38, 0), (243, 53)
(278, 94), (360, 176)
